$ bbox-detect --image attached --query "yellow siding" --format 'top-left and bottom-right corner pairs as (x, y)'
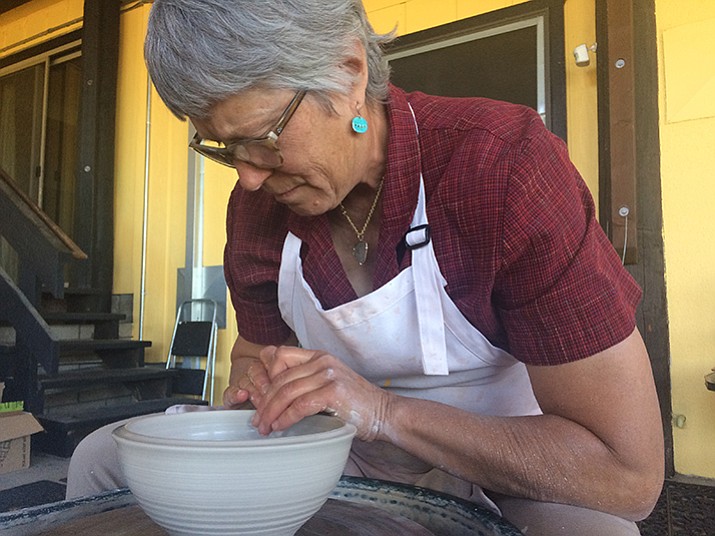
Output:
(202, 163), (236, 268)
(366, 3), (406, 35)
(457, 0), (528, 20)
(657, 2), (715, 479)
(139, 87), (189, 364)
(110, 5), (237, 400)
(364, 0), (405, 10)
(0, 0), (83, 59)
(662, 19), (715, 123)
(404, 0), (457, 34)
(202, 165), (240, 403)
(114, 4), (151, 299)
(363, 0), (532, 35)
(563, 0), (598, 197)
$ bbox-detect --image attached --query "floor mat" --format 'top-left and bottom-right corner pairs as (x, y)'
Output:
(0, 480), (67, 513)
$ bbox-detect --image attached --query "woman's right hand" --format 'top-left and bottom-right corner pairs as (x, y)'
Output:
(223, 334), (297, 409)
(250, 344), (393, 441)
(222, 358), (269, 408)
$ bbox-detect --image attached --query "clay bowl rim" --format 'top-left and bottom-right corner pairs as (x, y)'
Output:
(112, 410), (356, 450)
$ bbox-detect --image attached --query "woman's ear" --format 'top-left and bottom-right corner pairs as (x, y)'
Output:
(340, 40), (369, 103)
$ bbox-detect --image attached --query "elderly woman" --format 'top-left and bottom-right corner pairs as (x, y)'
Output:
(67, 1), (664, 534)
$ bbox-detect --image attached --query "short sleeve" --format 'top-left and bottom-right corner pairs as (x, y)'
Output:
(223, 185), (293, 345)
(494, 128), (641, 365)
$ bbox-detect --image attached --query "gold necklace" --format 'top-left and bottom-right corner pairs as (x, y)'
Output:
(339, 178), (384, 266)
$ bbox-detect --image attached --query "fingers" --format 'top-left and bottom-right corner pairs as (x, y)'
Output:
(223, 360), (271, 409)
(263, 384), (343, 434)
(245, 360), (270, 396)
(252, 352), (340, 434)
(223, 383), (251, 408)
(249, 347), (392, 441)
(259, 345), (320, 379)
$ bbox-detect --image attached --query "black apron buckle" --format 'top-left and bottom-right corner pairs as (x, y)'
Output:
(405, 224), (431, 250)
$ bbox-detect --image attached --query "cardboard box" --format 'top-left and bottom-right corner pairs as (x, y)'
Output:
(0, 389), (44, 474)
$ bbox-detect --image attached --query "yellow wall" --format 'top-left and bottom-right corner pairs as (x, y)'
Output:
(112, 5), (236, 402)
(115, 4), (188, 364)
(0, 0), (83, 58)
(656, 1), (715, 479)
(364, 0), (529, 35)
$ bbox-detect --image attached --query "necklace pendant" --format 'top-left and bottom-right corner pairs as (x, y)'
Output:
(352, 241), (369, 266)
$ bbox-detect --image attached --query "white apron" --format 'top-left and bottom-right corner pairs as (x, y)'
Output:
(276, 109), (541, 510)
(278, 179), (541, 418)
(277, 177), (542, 511)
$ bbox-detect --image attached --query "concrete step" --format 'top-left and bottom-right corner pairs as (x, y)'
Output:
(34, 397), (209, 457)
(39, 366), (177, 391)
(57, 339), (151, 368)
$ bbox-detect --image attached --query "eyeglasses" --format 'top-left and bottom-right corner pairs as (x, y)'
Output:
(190, 90), (306, 169)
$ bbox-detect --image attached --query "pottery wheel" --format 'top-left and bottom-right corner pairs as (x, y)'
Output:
(300, 499), (434, 535)
(36, 498), (435, 535)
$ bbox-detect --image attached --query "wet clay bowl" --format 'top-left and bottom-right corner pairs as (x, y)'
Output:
(112, 410), (356, 536)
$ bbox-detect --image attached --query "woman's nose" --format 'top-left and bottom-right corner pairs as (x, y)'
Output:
(234, 161), (272, 191)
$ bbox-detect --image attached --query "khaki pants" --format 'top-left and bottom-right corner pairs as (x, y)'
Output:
(67, 415), (641, 536)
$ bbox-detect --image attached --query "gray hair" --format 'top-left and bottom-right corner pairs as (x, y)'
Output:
(144, 0), (394, 119)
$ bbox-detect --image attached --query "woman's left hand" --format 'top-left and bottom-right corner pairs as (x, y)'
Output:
(250, 345), (392, 441)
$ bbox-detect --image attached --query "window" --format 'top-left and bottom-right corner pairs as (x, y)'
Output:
(0, 42), (81, 280)
(0, 42), (81, 234)
(385, 1), (566, 140)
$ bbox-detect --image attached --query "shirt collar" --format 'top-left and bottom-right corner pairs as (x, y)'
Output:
(286, 85), (422, 248)
(381, 84), (422, 237)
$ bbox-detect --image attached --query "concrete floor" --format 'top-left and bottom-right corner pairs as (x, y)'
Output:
(0, 452), (69, 493)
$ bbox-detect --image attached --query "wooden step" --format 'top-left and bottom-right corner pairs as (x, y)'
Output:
(41, 287), (108, 314)
(39, 366), (177, 390)
(58, 339), (150, 352)
(34, 397), (209, 457)
(58, 339), (151, 368)
(42, 311), (125, 324)
(39, 311), (126, 340)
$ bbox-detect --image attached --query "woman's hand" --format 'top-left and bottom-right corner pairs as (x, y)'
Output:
(222, 358), (272, 409)
(222, 336), (280, 409)
(250, 345), (392, 441)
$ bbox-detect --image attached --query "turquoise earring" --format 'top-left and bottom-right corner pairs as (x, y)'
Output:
(351, 114), (368, 134)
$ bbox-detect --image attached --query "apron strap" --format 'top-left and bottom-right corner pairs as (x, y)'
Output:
(406, 102), (449, 376)
(409, 175), (449, 376)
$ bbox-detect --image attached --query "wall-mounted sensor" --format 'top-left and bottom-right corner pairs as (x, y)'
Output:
(574, 43), (597, 67)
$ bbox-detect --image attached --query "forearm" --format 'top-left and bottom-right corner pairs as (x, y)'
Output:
(248, 331), (663, 520)
(380, 395), (661, 520)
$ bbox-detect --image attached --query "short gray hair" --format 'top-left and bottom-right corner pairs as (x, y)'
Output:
(144, 0), (394, 119)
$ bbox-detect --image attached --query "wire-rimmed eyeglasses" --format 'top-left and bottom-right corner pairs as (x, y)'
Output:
(189, 90), (306, 169)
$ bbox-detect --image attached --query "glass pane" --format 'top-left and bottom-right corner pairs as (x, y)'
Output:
(389, 24), (539, 111)
(43, 56), (82, 237)
(0, 236), (19, 285)
(0, 64), (45, 201)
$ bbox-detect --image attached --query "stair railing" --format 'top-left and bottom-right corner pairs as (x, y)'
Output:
(0, 168), (86, 304)
(0, 168), (86, 411)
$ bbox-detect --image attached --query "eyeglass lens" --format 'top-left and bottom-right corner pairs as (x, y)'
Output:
(191, 90), (305, 169)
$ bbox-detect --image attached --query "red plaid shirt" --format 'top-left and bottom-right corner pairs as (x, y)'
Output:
(224, 85), (641, 365)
